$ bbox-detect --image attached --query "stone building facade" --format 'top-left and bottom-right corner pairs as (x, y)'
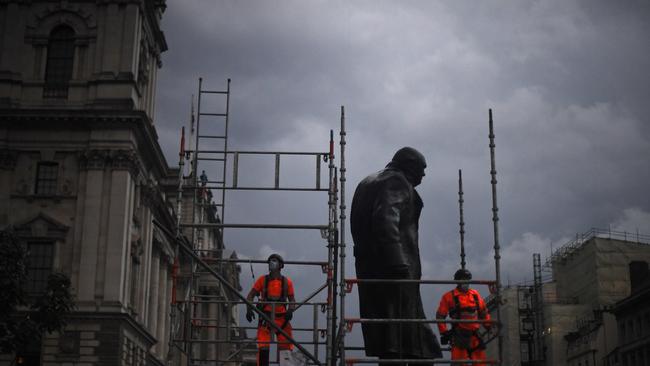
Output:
(0, 0), (242, 365)
(606, 262), (650, 366)
(487, 235), (650, 366)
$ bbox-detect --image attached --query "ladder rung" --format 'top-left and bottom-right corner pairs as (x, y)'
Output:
(195, 150), (226, 153)
(199, 113), (227, 117)
(198, 135), (226, 139)
(185, 185), (225, 189)
(200, 90), (228, 95)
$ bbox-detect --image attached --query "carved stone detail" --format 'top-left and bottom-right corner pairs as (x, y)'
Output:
(79, 149), (110, 170)
(26, 3), (97, 44)
(79, 149), (142, 178)
(110, 149), (141, 178)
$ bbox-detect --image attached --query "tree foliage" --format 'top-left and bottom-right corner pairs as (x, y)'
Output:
(0, 229), (75, 354)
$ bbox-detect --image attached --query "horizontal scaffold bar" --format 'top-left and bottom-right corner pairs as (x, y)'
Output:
(180, 223), (329, 230)
(200, 90), (228, 94)
(193, 256), (328, 266)
(190, 324), (327, 332)
(344, 346), (453, 352)
(345, 278), (497, 285)
(184, 300), (327, 306)
(346, 358), (499, 364)
(346, 318), (497, 324)
(179, 339), (325, 345)
(197, 135), (226, 139)
(184, 150), (328, 156)
(199, 112), (227, 116)
(184, 186), (329, 192)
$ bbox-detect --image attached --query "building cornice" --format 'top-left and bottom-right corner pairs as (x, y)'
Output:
(0, 108), (172, 180)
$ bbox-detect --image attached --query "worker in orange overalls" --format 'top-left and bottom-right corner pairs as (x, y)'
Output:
(436, 268), (491, 365)
(245, 254), (296, 366)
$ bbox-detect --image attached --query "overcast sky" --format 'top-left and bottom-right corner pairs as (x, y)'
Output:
(154, 0), (650, 353)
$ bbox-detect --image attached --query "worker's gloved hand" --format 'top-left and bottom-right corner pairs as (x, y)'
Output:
(440, 330), (451, 345)
(285, 309), (294, 321)
(246, 307), (256, 322)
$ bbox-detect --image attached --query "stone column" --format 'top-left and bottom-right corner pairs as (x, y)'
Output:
(103, 168), (133, 304)
(164, 273), (173, 358)
(140, 207), (154, 325)
(77, 151), (108, 303)
(147, 249), (160, 334)
(156, 259), (168, 357)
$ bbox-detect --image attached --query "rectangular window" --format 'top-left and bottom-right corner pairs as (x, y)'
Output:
(43, 26), (75, 99)
(25, 241), (54, 295)
(35, 162), (58, 195)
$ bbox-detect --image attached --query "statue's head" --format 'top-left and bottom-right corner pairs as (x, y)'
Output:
(390, 147), (427, 186)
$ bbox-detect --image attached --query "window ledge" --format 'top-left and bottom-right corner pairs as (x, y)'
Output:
(11, 194), (77, 203)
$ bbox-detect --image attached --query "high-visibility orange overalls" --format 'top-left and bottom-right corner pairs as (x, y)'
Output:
(436, 288), (491, 366)
(252, 275), (294, 366)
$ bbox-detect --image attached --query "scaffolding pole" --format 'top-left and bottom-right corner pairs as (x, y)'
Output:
(489, 109), (504, 365)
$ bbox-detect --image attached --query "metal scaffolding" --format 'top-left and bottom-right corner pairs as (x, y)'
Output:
(170, 78), (341, 366)
(169, 79), (504, 365)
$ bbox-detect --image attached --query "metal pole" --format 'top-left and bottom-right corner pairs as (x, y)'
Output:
(532, 253), (544, 364)
(488, 109), (503, 365)
(331, 169), (340, 365)
(314, 304), (320, 361)
(221, 78), (231, 222)
(177, 127), (185, 236)
(325, 130), (337, 366)
(338, 106), (347, 366)
(326, 130), (335, 366)
(458, 169), (466, 270)
(185, 77), (203, 365)
(170, 126), (185, 361)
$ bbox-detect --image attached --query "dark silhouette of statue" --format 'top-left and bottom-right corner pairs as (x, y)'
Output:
(351, 147), (442, 362)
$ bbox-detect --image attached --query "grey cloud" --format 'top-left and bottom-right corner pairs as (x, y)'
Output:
(154, 2), (650, 337)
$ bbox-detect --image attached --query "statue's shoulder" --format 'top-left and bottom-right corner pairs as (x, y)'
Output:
(376, 168), (410, 189)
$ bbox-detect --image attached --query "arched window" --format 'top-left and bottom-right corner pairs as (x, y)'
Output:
(43, 25), (75, 98)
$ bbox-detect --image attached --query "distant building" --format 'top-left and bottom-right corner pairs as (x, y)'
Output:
(488, 231), (650, 366)
(606, 261), (650, 366)
(0, 1), (243, 365)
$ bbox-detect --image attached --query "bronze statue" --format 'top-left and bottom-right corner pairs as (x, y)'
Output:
(351, 147), (442, 362)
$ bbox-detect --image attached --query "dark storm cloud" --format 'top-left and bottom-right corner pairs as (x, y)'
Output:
(154, 1), (650, 338)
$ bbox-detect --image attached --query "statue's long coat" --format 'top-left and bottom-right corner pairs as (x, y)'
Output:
(351, 166), (442, 359)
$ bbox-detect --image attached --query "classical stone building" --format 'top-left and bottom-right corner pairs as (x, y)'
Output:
(0, 1), (242, 365)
